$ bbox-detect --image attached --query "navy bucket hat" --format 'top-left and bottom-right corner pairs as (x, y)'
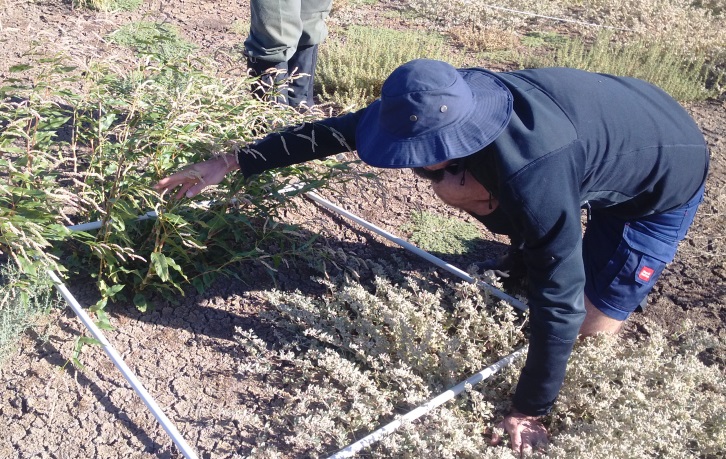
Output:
(356, 59), (513, 168)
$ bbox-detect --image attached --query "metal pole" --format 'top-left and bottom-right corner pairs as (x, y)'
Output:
(304, 191), (528, 311)
(47, 270), (199, 459)
(326, 346), (528, 459)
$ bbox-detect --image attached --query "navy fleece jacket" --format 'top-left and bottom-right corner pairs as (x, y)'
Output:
(235, 67), (709, 416)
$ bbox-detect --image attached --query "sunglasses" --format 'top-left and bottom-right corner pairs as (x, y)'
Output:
(443, 161), (464, 175)
(412, 160), (467, 183)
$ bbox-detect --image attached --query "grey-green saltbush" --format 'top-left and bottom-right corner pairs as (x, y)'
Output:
(231, 271), (725, 458)
(0, 267), (59, 366)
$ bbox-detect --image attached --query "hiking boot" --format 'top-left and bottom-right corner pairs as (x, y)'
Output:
(286, 44), (318, 108)
(246, 55), (288, 103)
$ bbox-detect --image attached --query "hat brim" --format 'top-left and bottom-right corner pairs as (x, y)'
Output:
(356, 68), (513, 168)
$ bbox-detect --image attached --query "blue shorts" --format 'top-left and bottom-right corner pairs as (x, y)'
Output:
(583, 186), (705, 321)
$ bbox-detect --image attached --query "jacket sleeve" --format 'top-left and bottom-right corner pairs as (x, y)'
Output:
(498, 145), (588, 416)
(236, 108), (366, 178)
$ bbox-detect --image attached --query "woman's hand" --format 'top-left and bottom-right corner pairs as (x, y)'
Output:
(490, 410), (549, 456)
(154, 153), (240, 200)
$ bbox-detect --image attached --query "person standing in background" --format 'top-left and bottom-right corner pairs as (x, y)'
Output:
(244, 0), (333, 107)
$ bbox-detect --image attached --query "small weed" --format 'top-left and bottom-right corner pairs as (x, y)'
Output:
(73, 0), (142, 12)
(0, 265), (60, 367)
(693, 0), (725, 16)
(108, 22), (197, 62)
(331, 0), (379, 15)
(229, 20), (249, 36)
(403, 210), (484, 255)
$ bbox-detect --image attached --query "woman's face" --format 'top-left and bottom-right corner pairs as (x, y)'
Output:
(415, 160), (499, 216)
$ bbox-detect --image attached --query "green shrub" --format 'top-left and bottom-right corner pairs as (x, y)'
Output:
(1, 56), (79, 276)
(0, 49), (360, 322)
(317, 26), (463, 109)
(523, 31), (722, 102)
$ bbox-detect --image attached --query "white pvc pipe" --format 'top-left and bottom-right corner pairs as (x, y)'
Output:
(47, 270), (199, 459)
(56, 186), (525, 459)
(304, 191), (528, 312)
(327, 346), (528, 459)
(65, 211), (158, 232)
(66, 192), (525, 311)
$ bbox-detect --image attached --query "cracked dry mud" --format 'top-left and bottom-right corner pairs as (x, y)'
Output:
(1, 1), (724, 458)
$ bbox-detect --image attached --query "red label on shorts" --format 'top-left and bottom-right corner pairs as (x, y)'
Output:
(638, 266), (655, 282)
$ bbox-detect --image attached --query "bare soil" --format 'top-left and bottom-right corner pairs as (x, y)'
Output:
(0, 0), (724, 458)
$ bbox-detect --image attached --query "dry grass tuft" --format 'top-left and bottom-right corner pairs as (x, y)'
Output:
(448, 24), (520, 53)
